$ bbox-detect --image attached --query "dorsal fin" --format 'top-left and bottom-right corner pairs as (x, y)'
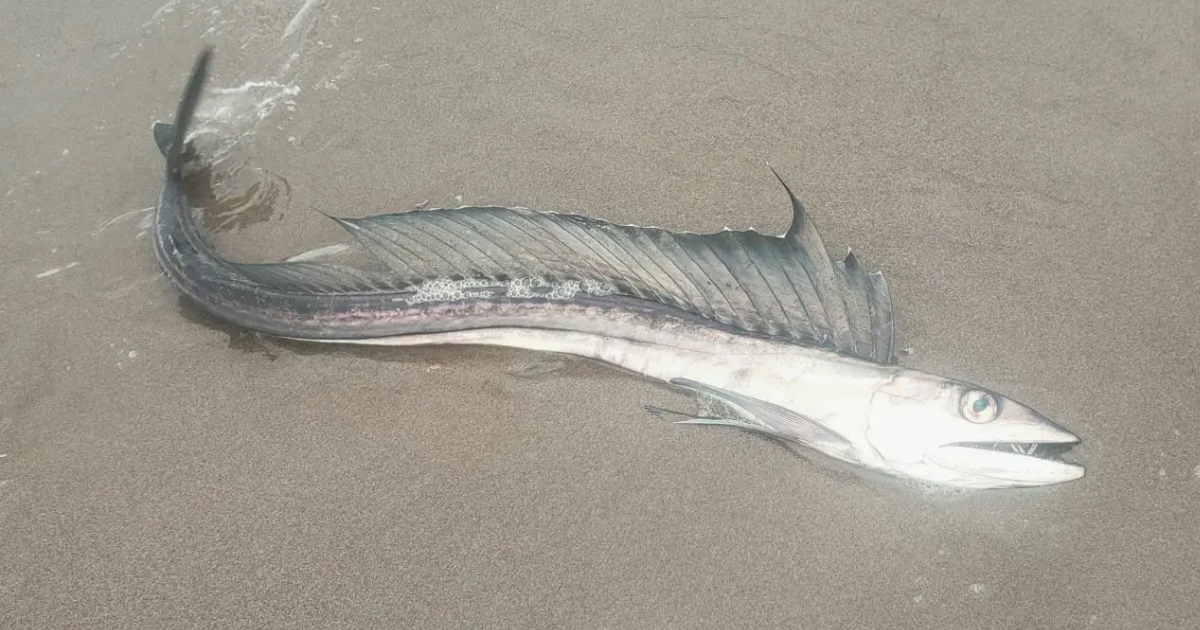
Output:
(288, 174), (898, 362)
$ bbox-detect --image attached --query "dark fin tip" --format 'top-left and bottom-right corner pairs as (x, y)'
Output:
(766, 165), (807, 239)
(844, 248), (859, 271)
(166, 47), (214, 181)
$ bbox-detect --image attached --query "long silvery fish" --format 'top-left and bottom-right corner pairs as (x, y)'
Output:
(152, 49), (1084, 490)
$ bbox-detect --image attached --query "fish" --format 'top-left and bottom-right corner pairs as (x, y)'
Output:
(151, 48), (1084, 490)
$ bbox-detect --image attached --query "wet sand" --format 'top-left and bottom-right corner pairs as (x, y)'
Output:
(2, 1), (1198, 627)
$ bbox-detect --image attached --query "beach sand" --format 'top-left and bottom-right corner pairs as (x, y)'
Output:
(2, 1), (1197, 627)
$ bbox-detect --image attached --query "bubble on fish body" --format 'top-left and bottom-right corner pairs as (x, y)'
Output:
(505, 277), (537, 298)
(547, 279), (581, 300)
(406, 277), (499, 305)
(583, 278), (615, 296)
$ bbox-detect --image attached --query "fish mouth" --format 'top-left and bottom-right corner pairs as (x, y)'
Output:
(932, 439), (1085, 487)
(952, 440), (1078, 461)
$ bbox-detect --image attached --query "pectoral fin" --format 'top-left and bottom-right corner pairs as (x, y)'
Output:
(645, 405), (765, 431)
(668, 378), (857, 462)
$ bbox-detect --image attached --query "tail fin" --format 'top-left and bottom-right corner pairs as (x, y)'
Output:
(152, 47), (212, 179)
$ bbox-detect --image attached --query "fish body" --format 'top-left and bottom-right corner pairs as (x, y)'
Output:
(152, 49), (1084, 490)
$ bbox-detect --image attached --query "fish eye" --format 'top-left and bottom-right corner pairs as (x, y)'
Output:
(960, 390), (999, 423)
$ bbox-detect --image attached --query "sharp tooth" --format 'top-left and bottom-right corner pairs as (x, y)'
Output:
(1029, 444), (1039, 456)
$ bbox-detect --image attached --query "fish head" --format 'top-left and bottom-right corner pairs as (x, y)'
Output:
(863, 370), (1084, 489)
